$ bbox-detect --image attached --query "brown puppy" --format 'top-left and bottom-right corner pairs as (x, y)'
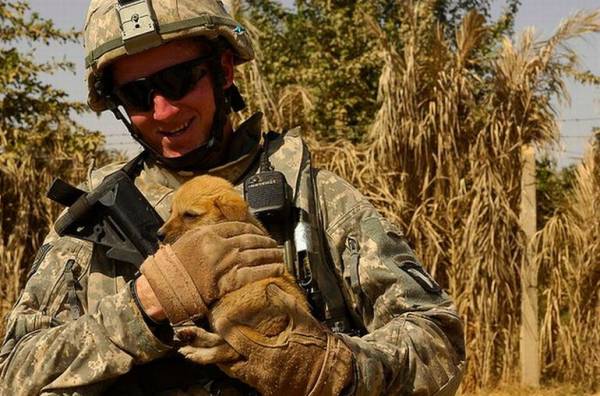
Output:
(159, 175), (309, 365)
(158, 175), (265, 244)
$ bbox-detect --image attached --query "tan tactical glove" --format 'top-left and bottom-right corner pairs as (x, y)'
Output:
(177, 275), (304, 365)
(207, 281), (355, 396)
(140, 222), (285, 325)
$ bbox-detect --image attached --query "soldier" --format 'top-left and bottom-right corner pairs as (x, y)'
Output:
(0, 0), (465, 395)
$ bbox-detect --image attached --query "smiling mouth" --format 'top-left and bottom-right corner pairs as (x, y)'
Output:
(159, 118), (194, 137)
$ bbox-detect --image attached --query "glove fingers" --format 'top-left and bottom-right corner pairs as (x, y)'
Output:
(214, 316), (283, 356)
(266, 284), (326, 332)
(226, 234), (278, 251)
(218, 263), (286, 295)
(238, 248), (284, 266)
(210, 221), (266, 238)
(266, 283), (305, 314)
(214, 284), (299, 353)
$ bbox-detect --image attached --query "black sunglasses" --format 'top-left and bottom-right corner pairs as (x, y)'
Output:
(111, 55), (214, 112)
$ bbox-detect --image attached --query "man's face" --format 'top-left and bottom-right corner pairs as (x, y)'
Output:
(111, 39), (233, 158)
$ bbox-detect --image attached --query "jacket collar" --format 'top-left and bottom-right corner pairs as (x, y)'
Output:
(139, 112), (263, 190)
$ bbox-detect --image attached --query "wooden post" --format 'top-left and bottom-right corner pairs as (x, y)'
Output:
(520, 144), (540, 387)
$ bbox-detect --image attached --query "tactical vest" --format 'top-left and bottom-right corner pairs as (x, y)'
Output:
(256, 128), (353, 332)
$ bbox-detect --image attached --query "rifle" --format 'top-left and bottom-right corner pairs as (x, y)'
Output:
(46, 155), (163, 267)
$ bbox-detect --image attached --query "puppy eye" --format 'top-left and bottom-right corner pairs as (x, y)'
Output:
(183, 211), (200, 220)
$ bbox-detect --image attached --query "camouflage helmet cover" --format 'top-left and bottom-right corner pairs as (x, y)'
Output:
(84, 0), (254, 111)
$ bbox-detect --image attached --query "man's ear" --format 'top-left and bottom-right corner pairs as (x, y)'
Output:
(220, 51), (234, 89)
(215, 191), (248, 221)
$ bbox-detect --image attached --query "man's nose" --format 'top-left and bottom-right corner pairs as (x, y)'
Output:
(152, 93), (180, 121)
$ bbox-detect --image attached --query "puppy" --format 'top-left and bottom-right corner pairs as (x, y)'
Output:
(159, 175), (309, 365)
(158, 175), (265, 244)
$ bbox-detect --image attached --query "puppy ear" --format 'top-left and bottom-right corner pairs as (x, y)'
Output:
(215, 191), (250, 222)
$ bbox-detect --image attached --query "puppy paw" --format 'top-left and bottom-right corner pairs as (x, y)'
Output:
(177, 326), (223, 347)
(177, 326), (240, 365)
(179, 343), (240, 365)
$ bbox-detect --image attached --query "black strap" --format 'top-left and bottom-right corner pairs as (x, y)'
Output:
(307, 166), (354, 333)
(64, 259), (81, 320)
(130, 279), (171, 328)
(122, 150), (147, 178)
(259, 131), (278, 172)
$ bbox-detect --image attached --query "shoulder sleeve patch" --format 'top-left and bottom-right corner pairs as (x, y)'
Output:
(394, 257), (442, 294)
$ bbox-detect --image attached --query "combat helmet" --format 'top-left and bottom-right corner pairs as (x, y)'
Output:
(83, 0), (254, 170)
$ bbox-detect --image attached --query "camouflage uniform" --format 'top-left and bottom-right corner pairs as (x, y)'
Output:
(0, 114), (465, 395)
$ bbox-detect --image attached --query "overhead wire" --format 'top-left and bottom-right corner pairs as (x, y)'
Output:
(559, 117), (600, 122)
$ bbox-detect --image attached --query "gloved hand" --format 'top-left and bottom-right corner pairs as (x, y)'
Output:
(176, 275), (306, 366)
(140, 221), (285, 325)
(207, 281), (355, 396)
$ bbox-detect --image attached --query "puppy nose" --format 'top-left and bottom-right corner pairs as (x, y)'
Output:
(156, 228), (166, 242)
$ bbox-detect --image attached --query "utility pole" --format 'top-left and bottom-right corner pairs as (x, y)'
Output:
(520, 144), (540, 387)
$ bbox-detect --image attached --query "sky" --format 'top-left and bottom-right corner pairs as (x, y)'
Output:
(18, 0), (600, 166)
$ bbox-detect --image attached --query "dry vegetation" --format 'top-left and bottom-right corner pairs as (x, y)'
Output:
(234, 2), (600, 392)
(534, 135), (600, 387)
(0, 1), (113, 336)
(466, 383), (599, 396)
(0, 125), (103, 331)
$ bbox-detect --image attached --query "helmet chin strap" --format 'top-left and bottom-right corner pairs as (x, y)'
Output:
(103, 44), (242, 172)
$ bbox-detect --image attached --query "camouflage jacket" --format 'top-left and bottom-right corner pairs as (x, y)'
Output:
(0, 115), (465, 395)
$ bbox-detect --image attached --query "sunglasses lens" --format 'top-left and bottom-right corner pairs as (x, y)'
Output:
(152, 64), (194, 100)
(114, 80), (153, 112)
(112, 56), (211, 112)
(155, 63), (209, 101)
